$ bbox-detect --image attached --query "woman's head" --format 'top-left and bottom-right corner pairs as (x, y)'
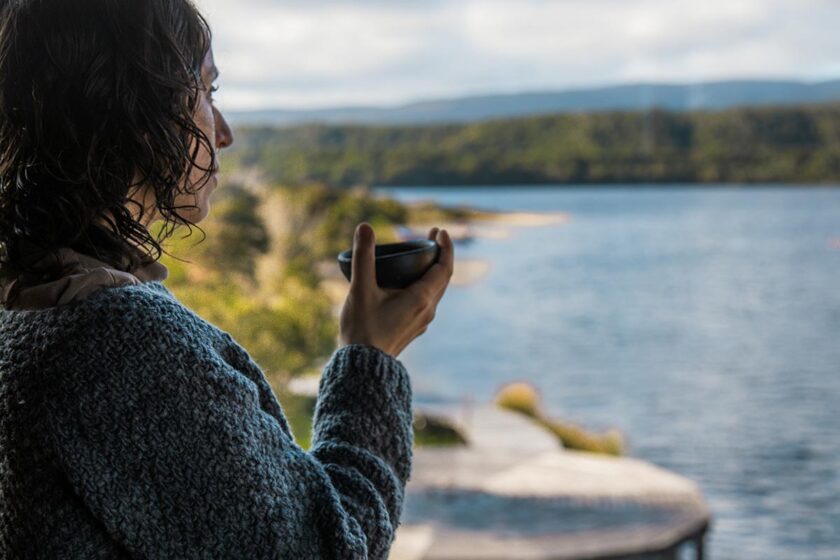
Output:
(0, 0), (233, 302)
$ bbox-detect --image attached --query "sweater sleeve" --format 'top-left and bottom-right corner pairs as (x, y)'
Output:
(43, 318), (413, 560)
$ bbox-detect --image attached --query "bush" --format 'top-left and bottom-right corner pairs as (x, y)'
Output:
(494, 381), (541, 418)
(495, 381), (626, 456)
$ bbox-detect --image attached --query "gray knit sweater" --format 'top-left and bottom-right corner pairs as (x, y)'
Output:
(0, 280), (413, 559)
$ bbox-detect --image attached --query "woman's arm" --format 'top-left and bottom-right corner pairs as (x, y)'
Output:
(44, 315), (412, 560)
(310, 343), (414, 557)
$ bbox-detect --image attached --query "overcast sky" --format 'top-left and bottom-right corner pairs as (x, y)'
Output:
(196, 0), (840, 111)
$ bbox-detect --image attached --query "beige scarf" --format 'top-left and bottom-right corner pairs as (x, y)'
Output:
(1, 247), (169, 310)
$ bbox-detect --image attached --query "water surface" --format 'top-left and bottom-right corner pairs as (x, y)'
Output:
(374, 185), (840, 560)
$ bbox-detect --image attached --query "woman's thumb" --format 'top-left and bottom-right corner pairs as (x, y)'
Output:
(351, 223), (375, 291)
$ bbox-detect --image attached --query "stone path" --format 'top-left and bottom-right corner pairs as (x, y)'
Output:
(391, 402), (711, 560)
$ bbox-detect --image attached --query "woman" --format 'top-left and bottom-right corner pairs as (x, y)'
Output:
(0, 1), (453, 558)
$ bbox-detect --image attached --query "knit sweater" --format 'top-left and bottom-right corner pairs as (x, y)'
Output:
(0, 280), (413, 559)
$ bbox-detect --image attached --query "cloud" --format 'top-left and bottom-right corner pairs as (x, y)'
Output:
(194, 0), (840, 110)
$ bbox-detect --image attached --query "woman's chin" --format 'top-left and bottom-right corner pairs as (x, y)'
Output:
(180, 204), (210, 224)
(195, 205), (210, 223)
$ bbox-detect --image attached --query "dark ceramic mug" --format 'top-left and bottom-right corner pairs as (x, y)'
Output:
(337, 239), (441, 289)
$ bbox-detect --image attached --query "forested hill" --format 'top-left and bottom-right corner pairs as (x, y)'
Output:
(225, 104), (840, 187)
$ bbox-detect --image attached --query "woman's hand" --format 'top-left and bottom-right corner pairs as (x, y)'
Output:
(338, 222), (454, 358)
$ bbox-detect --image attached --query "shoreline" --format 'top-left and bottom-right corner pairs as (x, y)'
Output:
(470, 209), (572, 226)
(317, 206), (572, 309)
(402, 206), (570, 285)
(404, 206), (571, 243)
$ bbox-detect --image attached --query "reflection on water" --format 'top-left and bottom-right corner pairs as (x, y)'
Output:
(375, 185), (840, 560)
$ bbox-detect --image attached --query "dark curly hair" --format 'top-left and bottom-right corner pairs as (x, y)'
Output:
(0, 0), (216, 307)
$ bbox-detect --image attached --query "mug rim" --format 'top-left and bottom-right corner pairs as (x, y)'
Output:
(337, 239), (437, 263)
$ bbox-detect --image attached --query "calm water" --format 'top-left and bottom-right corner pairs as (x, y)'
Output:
(373, 185), (840, 560)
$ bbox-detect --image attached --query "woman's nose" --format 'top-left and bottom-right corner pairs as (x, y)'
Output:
(214, 107), (234, 149)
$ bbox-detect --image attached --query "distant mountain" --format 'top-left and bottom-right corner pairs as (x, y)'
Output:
(225, 80), (840, 127)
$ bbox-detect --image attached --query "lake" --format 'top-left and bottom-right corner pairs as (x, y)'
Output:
(373, 185), (840, 560)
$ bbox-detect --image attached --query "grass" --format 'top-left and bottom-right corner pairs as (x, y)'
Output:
(412, 413), (467, 446)
(280, 392), (465, 450)
(279, 392), (317, 450)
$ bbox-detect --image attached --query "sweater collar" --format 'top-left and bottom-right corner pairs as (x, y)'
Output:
(1, 247), (169, 311)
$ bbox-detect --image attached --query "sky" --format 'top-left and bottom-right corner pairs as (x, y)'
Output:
(196, 0), (840, 111)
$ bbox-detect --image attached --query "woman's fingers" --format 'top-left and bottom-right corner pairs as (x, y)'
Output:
(431, 228), (454, 300)
(350, 223), (376, 297)
(436, 229), (454, 279)
(409, 229), (454, 304)
(381, 227), (440, 297)
(373, 225), (453, 305)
